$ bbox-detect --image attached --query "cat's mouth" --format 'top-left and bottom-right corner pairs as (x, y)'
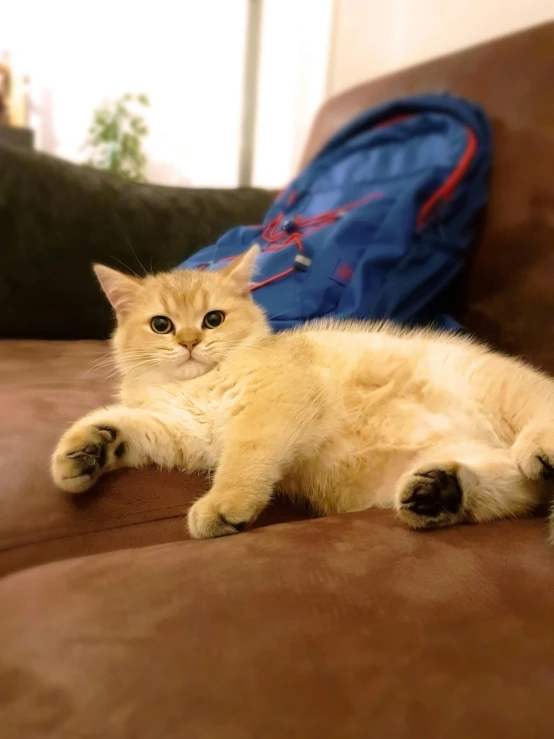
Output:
(178, 354), (200, 366)
(175, 352), (208, 370)
(171, 353), (214, 381)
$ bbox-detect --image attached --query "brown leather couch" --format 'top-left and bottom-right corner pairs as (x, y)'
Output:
(2, 22), (554, 739)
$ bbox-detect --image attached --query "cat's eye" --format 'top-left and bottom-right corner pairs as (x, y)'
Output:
(202, 310), (225, 329)
(150, 316), (174, 334)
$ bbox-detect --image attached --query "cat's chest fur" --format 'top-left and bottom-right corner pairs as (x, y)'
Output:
(120, 370), (250, 465)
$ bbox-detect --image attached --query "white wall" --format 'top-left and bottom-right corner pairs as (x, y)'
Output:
(1, 0), (248, 186)
(252, 0), (334, 188)
(328, 0), (554, 96)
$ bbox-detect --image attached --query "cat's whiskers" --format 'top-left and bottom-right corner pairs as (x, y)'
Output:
(83, 353), (126, 378)
(266, 309), (292, 321)
(92, 350), (161, 379)
(122, 233), (149, 277)
(103, 357), (162, 380)
(85, 356), (116, 374)
(90, 350), (150, 372)
(103, 255), (141, 279)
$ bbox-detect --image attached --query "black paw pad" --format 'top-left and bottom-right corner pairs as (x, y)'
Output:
(65, 428), (119, 479)
(405, 469), (462, 518)
(65, 446), (103, 478)
(537, 455), (554, 480)
(114, 442), (126, 459)
(218, 515), (247, 533)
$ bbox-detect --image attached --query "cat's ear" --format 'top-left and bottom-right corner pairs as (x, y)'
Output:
(222, 244), (260, 295)
(93, 264), (141, 316)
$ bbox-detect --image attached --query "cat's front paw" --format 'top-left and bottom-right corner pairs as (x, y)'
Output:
(187, 494), (250, 539)
(51, 422), (125, 493)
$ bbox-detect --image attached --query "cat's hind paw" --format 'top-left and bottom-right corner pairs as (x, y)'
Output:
(51, 423), (125, 493)
(396, 466), (464, 529)
(512, 424), (554, 481)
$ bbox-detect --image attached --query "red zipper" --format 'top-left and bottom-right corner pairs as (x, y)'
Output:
(361, 113), (478, 228)
(417, 125), (477, 228)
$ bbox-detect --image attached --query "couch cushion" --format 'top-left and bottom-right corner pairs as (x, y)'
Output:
(0, 340), (303, 576)
(0, 512), (553, 739)
(0, 340), (187, 572)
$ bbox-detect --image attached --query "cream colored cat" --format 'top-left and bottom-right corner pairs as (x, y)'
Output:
(52, 246), (554, 541)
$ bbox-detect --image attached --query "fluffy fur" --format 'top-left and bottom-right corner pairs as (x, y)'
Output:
(52, 246), (554, 541)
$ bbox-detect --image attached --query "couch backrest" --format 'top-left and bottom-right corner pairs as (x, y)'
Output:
(301, 22), (554, 373)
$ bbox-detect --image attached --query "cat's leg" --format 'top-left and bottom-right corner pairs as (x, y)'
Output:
(395, 441), (542, 530)
(510, 422), (554, 543)
(52, 405), (210, 493)
(187, 394), (324, 539)
(467, 351), (554, 480)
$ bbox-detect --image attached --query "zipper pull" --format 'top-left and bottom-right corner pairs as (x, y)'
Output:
(294, 254), (312, 272)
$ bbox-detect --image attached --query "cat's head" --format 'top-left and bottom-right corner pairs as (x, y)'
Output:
(94, 245), (270, 383)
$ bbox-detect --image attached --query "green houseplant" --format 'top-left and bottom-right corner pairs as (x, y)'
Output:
(84, 93), (150, 182)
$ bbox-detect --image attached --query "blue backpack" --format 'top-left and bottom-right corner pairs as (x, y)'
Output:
(179, 94), (492, 331)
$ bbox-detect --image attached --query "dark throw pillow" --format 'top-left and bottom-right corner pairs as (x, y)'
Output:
(0, 145), (274, 339)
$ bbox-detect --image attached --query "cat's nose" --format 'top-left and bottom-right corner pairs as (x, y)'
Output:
(179, 339), (200, 352)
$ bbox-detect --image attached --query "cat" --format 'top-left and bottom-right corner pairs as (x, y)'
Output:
(51, 245), (554, 541)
